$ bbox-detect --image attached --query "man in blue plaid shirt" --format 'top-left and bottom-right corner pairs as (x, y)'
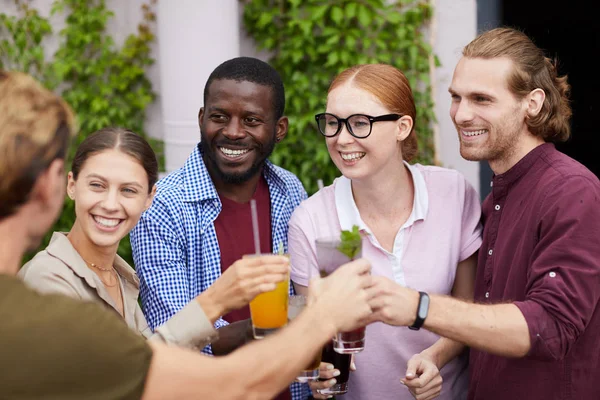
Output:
(130, 57), (309, 400)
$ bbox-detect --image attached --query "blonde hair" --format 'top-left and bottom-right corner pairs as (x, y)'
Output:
(463, 27), (571, 142)
(328, 64), (418, 161)
(0, 71), (76, 218)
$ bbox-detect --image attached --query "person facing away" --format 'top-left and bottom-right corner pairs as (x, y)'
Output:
(19, 127), (292, 350)
(0, 69), (379, 400)
(288, 63), (482, 400)
(130, 57), (308, 400)
(357, 27), (600, 400)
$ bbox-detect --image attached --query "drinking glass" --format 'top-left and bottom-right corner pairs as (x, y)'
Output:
(288, 295), (321, 382)
(247, 254), (290, 339)
(316, 340), (352, 396)
(315, 237), (366, 353)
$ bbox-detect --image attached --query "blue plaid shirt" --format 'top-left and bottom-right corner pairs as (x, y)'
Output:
(130, 145), (309, 399)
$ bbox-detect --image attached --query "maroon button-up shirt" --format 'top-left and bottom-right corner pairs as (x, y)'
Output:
(469, 143), (600, 400)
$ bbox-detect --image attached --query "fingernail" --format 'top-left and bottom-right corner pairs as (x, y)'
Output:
(328, 379), (337, 385)
(332, 370), (340, 377)
(325, 364), (334, 370)
(406, 373), (415, 378)
(400, 380), (406, 386)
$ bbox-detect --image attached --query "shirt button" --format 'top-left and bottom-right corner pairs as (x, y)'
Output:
(485, 292), (490, 298)
(488, 249), (493, 256)
(549, 271), (556, 278)
(495, 204), (501, 211)
(490, 181), (493, 187)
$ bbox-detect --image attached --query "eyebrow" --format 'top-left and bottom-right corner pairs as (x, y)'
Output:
(208, 106), (267, 118)
(448, 87), (496, 100)
(85, 173), (144, 189)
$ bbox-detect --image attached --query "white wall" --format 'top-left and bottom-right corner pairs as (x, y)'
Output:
(431, 0), (480, 193)
(156, 0), (240, 171)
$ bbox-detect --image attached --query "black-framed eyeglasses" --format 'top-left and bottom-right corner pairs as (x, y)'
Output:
(315, 113), (402, 139)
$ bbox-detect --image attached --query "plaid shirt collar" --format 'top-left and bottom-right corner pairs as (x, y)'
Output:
(182, 145), (289, 203)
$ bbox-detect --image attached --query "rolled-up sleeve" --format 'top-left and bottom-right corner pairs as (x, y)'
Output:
(514, 176), (600, 361)
(149, 300), (218, 349)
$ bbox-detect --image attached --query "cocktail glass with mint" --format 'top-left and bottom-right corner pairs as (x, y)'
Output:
(315, 226), (365, 354)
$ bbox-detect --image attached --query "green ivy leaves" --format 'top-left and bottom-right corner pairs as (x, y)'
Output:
(0, 2), (52, 81)
(244, 0), (438, 195)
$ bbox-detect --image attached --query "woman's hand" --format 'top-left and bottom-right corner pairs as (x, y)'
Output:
(402, 352), (443, 400)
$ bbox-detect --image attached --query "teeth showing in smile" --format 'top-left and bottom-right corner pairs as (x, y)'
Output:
(94, 216), (121, 228)
(340, 152), (366, 161)
(220, 147), (250, 157)
(462, 129), (487, 137)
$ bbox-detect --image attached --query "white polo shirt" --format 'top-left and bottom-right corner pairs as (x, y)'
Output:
(288, 163), (482, 400)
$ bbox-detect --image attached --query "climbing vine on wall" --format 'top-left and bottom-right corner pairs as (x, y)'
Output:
(244, 0), (439, 194)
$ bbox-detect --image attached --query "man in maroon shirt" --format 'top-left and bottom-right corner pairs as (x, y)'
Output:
(361, 27), (600, 400)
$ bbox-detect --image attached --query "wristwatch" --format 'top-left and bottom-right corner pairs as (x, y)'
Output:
(408, 291), (430, 331)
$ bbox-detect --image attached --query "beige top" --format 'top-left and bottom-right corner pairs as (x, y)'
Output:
(19, 232), (217, 349)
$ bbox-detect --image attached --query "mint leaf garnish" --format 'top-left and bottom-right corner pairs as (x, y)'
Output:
(337, 225), (361, 260)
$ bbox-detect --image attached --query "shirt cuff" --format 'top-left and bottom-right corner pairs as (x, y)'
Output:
(152, 301), (219, 349)
(513, 300), (561, 361)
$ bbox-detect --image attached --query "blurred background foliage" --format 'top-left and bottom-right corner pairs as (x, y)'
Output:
(244, 0), (438, 194)
(1, 0), (437, 265)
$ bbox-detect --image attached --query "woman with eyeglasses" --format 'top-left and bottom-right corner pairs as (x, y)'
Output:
(288, 64), (482, 400)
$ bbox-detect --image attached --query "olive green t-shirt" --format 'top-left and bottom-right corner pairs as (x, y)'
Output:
(0, 275), (153, 400)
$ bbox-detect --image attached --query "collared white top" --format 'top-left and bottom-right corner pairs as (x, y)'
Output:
(334, 161), (429, 286)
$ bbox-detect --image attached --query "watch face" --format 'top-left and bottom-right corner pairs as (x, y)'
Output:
(418, 293), (430, 319)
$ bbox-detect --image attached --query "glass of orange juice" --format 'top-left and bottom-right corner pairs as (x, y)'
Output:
(248, 254), (290, 339)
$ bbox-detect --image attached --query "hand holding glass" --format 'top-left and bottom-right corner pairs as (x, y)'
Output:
(315, 237), (366, 353)
(288, 295), (321, 382)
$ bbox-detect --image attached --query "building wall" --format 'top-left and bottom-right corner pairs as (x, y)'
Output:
(1, 0), (480, 193)
(431, 0), (479, 193)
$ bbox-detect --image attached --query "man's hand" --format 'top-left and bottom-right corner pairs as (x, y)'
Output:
(309, 356), (357, 399)
(196, 255), (290, 321)
(308, 258), (374, 333)
(308, 362), (339, 399)
(364, 275), (420, 327)
(402, 352), (443, 400)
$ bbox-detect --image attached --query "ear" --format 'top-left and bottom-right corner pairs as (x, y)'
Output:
(275, 116), (289, 143)
(144, 184), (157, 211)
(31, 159), (65, 208)
(66, 171), (76, 200)
(526, 88), (545, 118)
(396, 115), (414, 142)
(198, 107), (204, 127)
